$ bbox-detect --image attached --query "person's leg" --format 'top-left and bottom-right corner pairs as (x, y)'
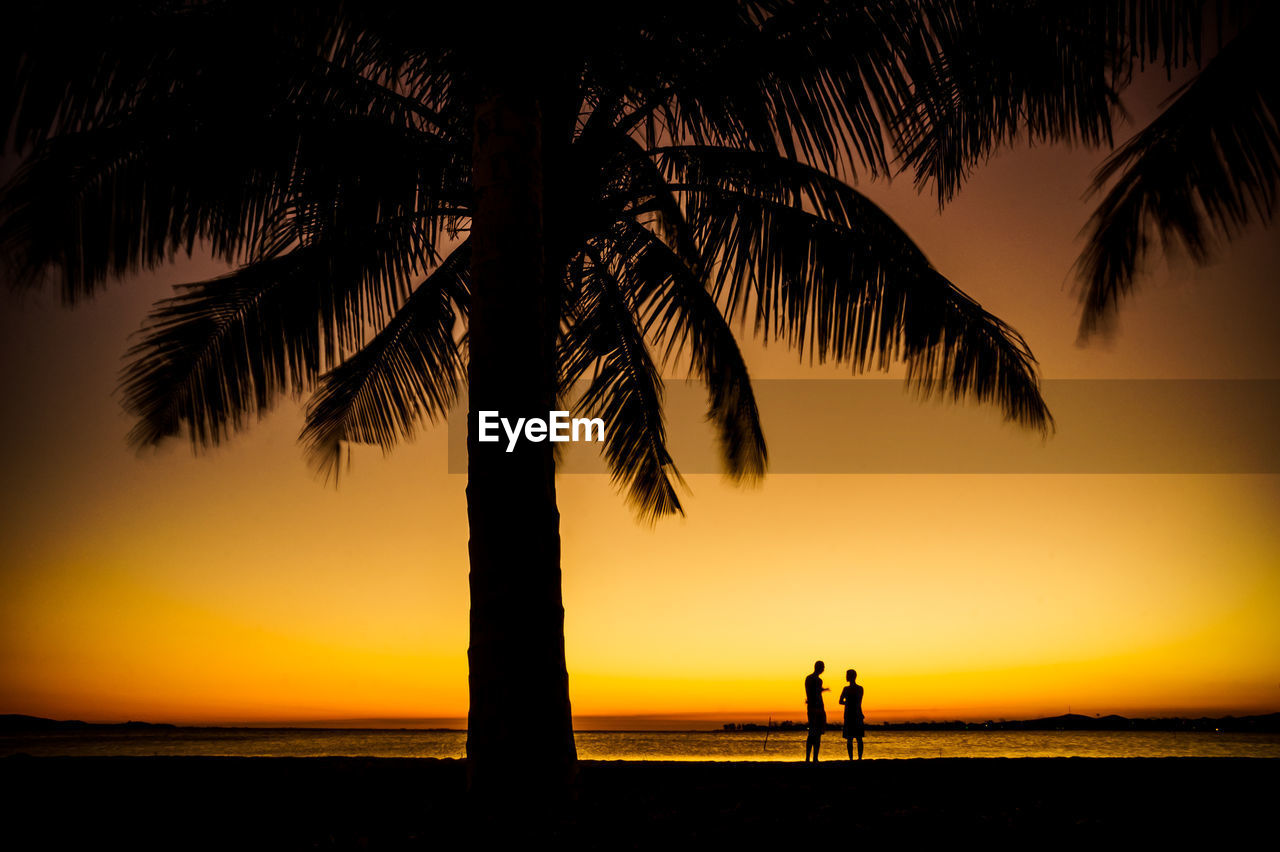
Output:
(856, 736), (864, 760)
(846, 737), (853, 761)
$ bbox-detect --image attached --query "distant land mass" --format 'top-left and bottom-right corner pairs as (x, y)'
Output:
(0, 714), (178, 732)
(4, 712), (1279, 734)
(724, 712), (1280, 734)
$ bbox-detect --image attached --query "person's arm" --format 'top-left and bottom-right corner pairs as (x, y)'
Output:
(839, 687), (847, 705)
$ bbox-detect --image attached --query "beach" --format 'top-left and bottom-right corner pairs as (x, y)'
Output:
(4, 756), (1273, 849)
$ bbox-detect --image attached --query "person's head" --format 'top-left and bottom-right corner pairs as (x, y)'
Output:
(847, 669), (857, 683)
(814, 660), (825, 674)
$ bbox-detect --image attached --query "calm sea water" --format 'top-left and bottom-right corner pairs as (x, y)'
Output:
(4, 728), (1278, 760)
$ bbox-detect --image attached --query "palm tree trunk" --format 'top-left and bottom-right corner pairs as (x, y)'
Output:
(466, 62), (577, 796)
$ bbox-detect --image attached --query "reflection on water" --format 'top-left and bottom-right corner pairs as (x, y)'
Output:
(576, 730), (1280, 760)
(3, 728), (1279, 760)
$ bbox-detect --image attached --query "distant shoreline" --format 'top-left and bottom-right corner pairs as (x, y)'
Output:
(726, 711), (1280, 734)
(4, 711), (1279, 734)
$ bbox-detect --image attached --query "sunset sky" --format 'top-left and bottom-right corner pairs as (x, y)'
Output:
(1, 66), (1277, 728)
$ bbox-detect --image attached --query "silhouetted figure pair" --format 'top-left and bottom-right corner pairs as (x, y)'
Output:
(804, 661), (864, 762)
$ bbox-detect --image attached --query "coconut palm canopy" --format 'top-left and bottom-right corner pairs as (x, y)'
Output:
(0, 1), (1058, 512)
(5, 0), (1271, 500)
(2, 0), (1273, 785)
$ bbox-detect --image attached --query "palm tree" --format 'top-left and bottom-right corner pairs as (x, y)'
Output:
(9, 1), (1186, 794)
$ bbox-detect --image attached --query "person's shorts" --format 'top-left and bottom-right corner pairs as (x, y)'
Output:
(807, 710), (826, 739)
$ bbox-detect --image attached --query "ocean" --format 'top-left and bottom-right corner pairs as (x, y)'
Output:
(4, 727), (1279, 760)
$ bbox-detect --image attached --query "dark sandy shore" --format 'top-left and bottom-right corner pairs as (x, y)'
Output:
(3, 756), (1273, 849)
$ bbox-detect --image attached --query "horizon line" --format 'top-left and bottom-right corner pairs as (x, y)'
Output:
(10, 707), (1276, 731)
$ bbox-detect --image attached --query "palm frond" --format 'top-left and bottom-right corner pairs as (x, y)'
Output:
(898, 269), (1053, 430)
(611, 218), (767, 480)
(561, 250), (684, 521)
(0, 98), (463, 302)
(607, 132), (708, 275)
(655, 145), (1052, 433)
(302, 242), (469, 480)
(1, 1), (466, 301)
(585, 0), (921, 178)
(3, 2), (344, 150)
(895, 0), (1132, 205)
(1075, 23), (1277, 337)
(120, 216), (437, 450)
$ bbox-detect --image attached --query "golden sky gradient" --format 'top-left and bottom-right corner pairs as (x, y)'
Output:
(1, 69), (1277, 726)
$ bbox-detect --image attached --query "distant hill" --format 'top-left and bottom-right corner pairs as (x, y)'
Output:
(726, 712), (1280, 733)
(0, 715), (177, 732)
(991, 712), (1280, 732)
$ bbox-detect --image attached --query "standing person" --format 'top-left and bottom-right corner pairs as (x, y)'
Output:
(804, 660), (829, 762)
(839, 669), (865, 761)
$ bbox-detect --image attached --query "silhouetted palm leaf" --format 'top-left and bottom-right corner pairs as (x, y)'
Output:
(562, 248), (684, 521)
(889, 1), (1275, 334)
(652, 145), (1052, 432)
(0, 111), (462, 300)
(302, 242), (470, 479)
(617, 219), (768, 481)
(895, 0), (1208, 205)
(0, 2), (464, 300)
(120, 216), (441, 449)
(1075, 22), (1277, 336)
(586, 0), (922, 177)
